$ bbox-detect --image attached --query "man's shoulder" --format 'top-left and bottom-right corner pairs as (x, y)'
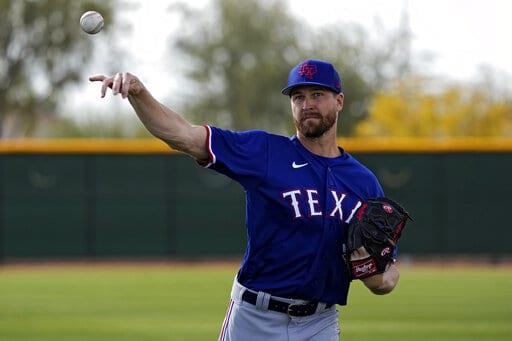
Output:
(211, 126), (287, 140)
(234, 129), (294, 145)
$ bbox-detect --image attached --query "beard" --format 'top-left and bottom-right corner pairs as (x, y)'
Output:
(294, 111), (337, 138)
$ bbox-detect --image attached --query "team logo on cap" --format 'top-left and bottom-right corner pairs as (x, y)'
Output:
(383, 204), (393, 214)
(298, 62), (317, 79)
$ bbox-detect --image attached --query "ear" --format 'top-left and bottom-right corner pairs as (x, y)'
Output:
(336, 93), (344, 112)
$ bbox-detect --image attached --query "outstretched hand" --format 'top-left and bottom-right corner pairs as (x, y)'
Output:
(89, 72), (144, 99)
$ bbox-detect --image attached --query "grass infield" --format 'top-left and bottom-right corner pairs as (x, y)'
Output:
(0, 263), (511, 340)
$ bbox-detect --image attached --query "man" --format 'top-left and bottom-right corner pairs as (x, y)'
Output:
(90, 59), (399, 340)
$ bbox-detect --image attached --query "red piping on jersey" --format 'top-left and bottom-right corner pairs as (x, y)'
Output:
(356, 203), (368, 221)
(198, 125), (215, 167)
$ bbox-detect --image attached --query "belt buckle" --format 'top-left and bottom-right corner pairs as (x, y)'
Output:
(287, 303), (310, 317)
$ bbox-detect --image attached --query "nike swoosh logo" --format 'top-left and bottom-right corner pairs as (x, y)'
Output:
(292, 162), (308, 169)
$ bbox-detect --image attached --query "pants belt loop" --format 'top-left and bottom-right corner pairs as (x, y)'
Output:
(255, 291), (271, 310)
(315, 302), (326, 314)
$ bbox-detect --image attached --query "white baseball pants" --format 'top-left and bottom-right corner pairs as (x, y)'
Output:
(218, 278), (340, 341)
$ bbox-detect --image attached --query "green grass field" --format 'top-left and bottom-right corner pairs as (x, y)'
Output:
(1, 263), (511, 340)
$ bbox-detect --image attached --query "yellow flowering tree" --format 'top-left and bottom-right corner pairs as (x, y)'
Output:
(355, 77), (512, 137)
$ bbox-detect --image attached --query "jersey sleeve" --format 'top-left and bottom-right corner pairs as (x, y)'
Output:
(200, 125), (268, 188)
(370, 179), (385, 198)
(361, 169), (384, 199)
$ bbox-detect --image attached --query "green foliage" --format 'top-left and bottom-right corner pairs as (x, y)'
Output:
(0, 0), (116, 137)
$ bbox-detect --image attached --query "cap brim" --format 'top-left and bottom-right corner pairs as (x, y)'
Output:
(281, 82), (341, 95)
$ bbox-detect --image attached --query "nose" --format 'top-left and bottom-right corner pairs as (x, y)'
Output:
(301, 97), (313, 111)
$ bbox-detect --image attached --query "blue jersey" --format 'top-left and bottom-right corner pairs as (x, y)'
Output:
(202, 126), (384, 305)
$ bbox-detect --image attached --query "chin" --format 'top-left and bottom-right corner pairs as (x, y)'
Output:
(300, 122), (329, 138)
(294, 115), (336, 138)
(302, 128), (327, 139)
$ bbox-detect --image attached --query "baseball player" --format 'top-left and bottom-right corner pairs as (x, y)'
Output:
(90, 59), (400, 340)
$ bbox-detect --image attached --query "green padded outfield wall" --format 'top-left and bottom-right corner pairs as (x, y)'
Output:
(0, 153), (246, 259)
(356, 153), (511, 255)
(0, 139), (511, 259)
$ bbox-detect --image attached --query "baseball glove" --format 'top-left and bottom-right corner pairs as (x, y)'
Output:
(346, 197), (412, 279)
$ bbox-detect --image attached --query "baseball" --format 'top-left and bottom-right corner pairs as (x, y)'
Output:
(80, 11), (104, 34)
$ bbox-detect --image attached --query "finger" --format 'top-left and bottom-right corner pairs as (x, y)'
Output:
(112, 72), (122, 95)
(101, 77), (113, 98)
(89, 75), (106, 82)
(121, 72), (130, 98)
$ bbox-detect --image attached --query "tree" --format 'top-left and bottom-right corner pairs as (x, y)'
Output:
(171, 0), (407, 135)
(172, 0), (299, 133)
(0, 0), (116, 137)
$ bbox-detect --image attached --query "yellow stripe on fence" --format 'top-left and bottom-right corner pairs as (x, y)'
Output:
(1, 137), (512, 153)
(338, 137), (512, 153)
(0, 139), (176, 154)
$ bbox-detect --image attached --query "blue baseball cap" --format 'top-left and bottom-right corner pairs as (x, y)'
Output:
(281, 59), (343, 96)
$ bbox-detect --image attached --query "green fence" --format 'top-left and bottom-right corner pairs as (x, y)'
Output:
(0, 152), (510, 259)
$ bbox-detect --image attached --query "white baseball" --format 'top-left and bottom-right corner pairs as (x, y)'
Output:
(80, 11), (104, 34)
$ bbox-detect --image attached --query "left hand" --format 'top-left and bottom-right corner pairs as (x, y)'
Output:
(346, 197), (411, 279)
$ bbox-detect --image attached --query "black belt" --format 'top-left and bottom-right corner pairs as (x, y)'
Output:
(241, 290), (333, 317)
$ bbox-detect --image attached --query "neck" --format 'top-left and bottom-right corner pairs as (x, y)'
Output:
(297, 128), (340, 158)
